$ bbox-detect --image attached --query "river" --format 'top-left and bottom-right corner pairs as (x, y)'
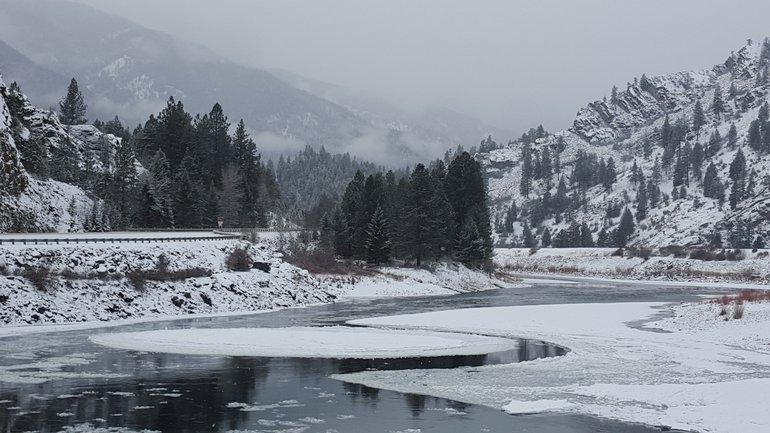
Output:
(0, 278), (714, 432)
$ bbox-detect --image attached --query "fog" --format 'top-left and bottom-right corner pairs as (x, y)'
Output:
(67, 0), (770, 133)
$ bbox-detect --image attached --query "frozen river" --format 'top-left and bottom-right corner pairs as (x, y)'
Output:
(0, 279), (715, 432)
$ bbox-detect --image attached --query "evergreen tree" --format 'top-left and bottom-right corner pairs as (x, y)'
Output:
(692, 100), (706, 138)
(618, 207), (635, 245)
(610, 85), (619, 105)
(405, 164), (439, 265)
(711, 84), (724, 119)
(703, 162), (719, 198)
(753, 235), (766, 250)
(455, 218), (486, 265)
(504, 201), (517, 233)
(59, 78), (87, 125)
(636, 178), (648, 221)
(580, 222), (594, 247)
(331, 206), (352, 258)
(522, 222), (535, 248)
(728, 123), (738, 149)
(707, 129), (722, 157)
(519, 143), (533, 197)
(364, 206), (391, 264)
(748, 120), (762, 152)
(690, 142), (704, 182)
(597, 227), (609, 247)
(728, 149), (747, 209)
(603, 157), (617, 192)
(541, 227), (552, 247)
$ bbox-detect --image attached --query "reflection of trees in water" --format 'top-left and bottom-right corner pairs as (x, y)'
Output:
(1, 356), (272, 433)
(342, 381), (380, 408)
(404, 393), (427, 417)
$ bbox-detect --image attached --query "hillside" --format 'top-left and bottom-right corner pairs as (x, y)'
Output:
(0, 76), (106, 232)
(480, 39), (770, 248)
(0, 0), (500, 165)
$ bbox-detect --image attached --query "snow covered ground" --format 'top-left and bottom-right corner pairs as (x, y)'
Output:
(336, 262), (521, 299)
(496, 247), (770, 284)
(334, 301), (770, 433)
(0, 240), (338, 326)
(0, 231), (232, 241)
(89, 326), (518, 358)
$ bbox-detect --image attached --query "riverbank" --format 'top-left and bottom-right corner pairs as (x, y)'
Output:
(336, 300), (770, 433)
(495, 247), (770, 285)
(0, 240), (516, 327)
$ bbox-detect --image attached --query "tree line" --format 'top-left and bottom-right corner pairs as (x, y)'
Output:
(318, 152), (493, 268)
(10, 78), (280, 230)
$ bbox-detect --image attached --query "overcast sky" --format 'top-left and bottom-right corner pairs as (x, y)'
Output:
(69, 0), (770, 133)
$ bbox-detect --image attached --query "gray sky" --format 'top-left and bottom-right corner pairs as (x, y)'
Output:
(69, 0), (770, 133)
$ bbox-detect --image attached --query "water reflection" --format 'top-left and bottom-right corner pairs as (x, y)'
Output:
(1, 280), (709, 433)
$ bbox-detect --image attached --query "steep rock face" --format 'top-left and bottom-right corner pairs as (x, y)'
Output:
(480, 41), (770, 247)
(0, 76), (123, 233)
(0, 77), (28, 196)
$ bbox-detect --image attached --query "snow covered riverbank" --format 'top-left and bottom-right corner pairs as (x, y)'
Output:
(496, 247), (770, 284)
(0, 240), (337, 326)
(0, 240), (515, 327)
(337, 301), (770, 433)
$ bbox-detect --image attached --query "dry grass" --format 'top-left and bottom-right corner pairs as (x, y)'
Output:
(733, 304), (745, 319)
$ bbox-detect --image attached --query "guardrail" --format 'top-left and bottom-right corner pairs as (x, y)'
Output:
(0, 234), (242, 246)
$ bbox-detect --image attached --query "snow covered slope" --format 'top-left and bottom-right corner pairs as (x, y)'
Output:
(481, 40), (770, 247)
(0, 240), (337, 326)
(0, 75), (121, 232)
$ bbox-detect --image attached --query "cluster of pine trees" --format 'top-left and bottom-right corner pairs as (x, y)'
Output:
(10, 78), (280, 230)
(318, 152), (493, 268)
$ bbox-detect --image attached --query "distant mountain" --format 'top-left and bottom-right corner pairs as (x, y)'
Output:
(479, 39), (770, 247)
(0, 0), (501, 165)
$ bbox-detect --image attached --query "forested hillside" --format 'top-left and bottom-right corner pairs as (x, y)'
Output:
(479, 39), (770, 249)
(0, 76), (280, 232)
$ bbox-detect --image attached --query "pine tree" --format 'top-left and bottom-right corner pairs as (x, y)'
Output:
(405, 164), (439, 265)
(597, 227), (609, 247)
(711, 84), (724, 119)
(748, 120), (762, 152)
(636, 179), (648, 221)
(753, 235), (766, 250)
(364, 206), (391, 265)
(692, 100), (706, 138)
(455, 218), (486, 266)
(59, 78), (87, 125)
(541, 227), (552, 247)
(728, 124), (738, 149)
(580, 222), (594, 247)
(690, 142), (704, 182)
(618, 207), (635, 245)
(519, 143), (533, 197)
(603, 158), (617, 192)
(707, 130), (722, 158)
(504, 201), (517, 233)
(522, 222), (534, 248)
(610, 85), (619, 105)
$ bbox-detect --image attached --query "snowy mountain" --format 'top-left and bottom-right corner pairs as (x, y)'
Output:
(480, 40), (770, 247)
(0, 0), (499, 165)
(0, 75), (118, 232)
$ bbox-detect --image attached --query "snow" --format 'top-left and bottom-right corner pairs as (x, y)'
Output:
(495, 247), (770, 284)
(89, 326), (518, 358)
(336, 262), (519, 299)
(336, 301), (770, 433)
(0, 231), (231, 241)
(0, 240), (338, 326)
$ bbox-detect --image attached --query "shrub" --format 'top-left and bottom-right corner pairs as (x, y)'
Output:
(156, 254), (170, 273)
(126, 271), (147, 292)
(733, 304), (745, 319)
(22, 266), (52, 292)
(611, 248), (624, 257)
(724, 249), (745, 261)
(689, 248), (717, 261)
(718, 305), (728, 316)
(284, 247), (348, 274)
(660, 245), (687, 258)
(627, 246), (652, 259)
(225, 247), (253, 271)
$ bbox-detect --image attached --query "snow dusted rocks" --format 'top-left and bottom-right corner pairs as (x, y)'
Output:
(0, 240), (338, 326)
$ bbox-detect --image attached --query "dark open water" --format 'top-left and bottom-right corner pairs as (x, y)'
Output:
(1, 278), (715, 432)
